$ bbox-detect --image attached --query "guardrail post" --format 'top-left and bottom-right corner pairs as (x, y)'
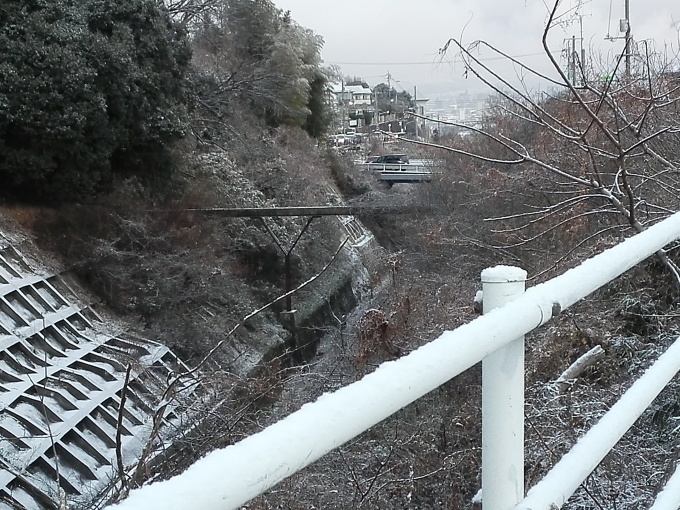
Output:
(481, 266), (527, 510)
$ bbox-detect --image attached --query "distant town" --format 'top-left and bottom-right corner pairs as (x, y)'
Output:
(326, 77), (489, 148)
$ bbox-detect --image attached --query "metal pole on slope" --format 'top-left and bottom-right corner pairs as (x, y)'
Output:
(624, 0), (631, 76)
(481, 266), (527, 510)
(572, 35), (577, 85)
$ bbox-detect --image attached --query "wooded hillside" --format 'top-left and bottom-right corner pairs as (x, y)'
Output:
(2, 0), (680, 508)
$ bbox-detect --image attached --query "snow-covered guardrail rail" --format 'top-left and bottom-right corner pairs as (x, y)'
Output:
(108, 211), (680, 510)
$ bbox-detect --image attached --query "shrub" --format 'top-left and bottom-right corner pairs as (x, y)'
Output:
(325, 150), (372, 197)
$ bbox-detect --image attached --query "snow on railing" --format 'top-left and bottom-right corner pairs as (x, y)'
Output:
(517, 335), (680, 509)
(107, 211), (680, 510)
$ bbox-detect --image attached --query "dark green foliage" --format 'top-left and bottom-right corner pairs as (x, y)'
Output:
(190, 0), (326, 133)
(373, 82), (413, 116)
(0, 0), (191, 203)
(303, 74), (329, 138)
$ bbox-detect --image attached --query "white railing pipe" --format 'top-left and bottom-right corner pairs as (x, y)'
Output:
(107, 211), (680, 510)
(107, 299), (546, 510)
(482, 266), (526, 510)
(515, 335), (680, 510)
(649, 461), (680, 510)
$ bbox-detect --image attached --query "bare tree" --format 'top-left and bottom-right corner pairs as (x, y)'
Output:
(159, 0), (221, 25)
(408, 0), (680, 283)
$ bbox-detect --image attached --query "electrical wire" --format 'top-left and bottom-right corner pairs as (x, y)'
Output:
(329, 52), (550, 66)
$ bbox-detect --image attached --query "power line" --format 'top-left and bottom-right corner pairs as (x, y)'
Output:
(328, 52), (551, 66)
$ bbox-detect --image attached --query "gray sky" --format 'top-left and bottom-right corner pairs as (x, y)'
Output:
(273, 0), (679, 95)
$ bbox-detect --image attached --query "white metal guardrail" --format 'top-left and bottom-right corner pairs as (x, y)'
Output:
(107, 211), (680, 510)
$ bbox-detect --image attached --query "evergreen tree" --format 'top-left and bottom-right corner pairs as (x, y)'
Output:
(304, 73), (329, 138)
(190, 0), (328, 133)
(0, 0), (191, 203)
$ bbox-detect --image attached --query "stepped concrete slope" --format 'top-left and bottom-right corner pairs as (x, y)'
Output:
(0, 227), (192, 509)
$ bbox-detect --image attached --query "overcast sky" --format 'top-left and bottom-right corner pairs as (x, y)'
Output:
(273, 0), (679, 95)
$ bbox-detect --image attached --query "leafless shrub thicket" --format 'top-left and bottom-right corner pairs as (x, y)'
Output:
(245, 307), (484, 510)
(411, 5), (680, 283)
(379, 1), (680, 506)
(266, 1), (680, 507)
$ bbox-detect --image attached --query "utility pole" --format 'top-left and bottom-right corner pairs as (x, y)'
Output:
(571, 35), (577, 84)
(605, 1), (632, 78)
(413, 85), (418, 138)
(387, 70), (392, 100)
(624, 0), (631, 76)
(341, 79), (346, 134)
(374, 87), (378, 128)
(579, 13), (586, 86)
(386, 70), (395, 115)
